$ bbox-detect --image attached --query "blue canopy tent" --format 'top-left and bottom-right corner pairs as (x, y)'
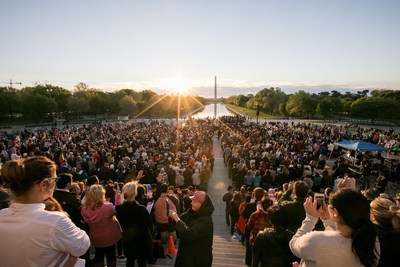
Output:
(334, 140), (387, 152)
(332, 140), (387, 166)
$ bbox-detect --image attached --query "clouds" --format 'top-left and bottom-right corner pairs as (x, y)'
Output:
(90, 79), (400, 98)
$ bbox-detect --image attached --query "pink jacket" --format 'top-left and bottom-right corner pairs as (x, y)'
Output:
(81, 203), (121, 248)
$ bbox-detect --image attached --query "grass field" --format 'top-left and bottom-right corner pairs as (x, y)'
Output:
(225, 104), (278, 119)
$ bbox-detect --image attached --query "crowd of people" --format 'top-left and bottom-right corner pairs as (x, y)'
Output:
(218, 116), (400, 267)
(0, 119), (217, 267)
(0, 115), (400, 267)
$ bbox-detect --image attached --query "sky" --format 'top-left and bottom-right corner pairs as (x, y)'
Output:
(1, 0), (399, 98)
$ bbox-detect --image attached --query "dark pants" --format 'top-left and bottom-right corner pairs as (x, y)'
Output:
(230, 214), (239, 235)
(117, 239), (123, 256)
(225, 206), (230, 226)
(81, 248), (92, 267)
(126, 256), (146, 267)
(94, 244), (116, 265)
(244, 226), (252, 266)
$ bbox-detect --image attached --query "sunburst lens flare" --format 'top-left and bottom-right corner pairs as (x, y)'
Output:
(156, 78), (192, 95)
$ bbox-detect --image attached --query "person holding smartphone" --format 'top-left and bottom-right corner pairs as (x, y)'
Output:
(168, 190), (214, 267)
(289, 189), (380, 267)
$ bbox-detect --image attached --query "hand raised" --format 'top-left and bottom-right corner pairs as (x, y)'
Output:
(303, 196), (319, 218)
(169, 210), (180, 222)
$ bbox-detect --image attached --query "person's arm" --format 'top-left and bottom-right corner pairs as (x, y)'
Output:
(289, 197), (322, 259)
(338, 175), (350, 189)
(246, 213), (254, 231)
(51, 214), (91, 257)
(318, 200), (335, 230)
(289, 212), (319, 260)
(169, 211), (211, 242)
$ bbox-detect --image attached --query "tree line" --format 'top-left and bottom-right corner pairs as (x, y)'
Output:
(0, 82), (206, 123)
(226, 88), (400, 122)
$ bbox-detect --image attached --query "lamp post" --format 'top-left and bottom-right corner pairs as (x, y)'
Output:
(256, 104), (260, 124)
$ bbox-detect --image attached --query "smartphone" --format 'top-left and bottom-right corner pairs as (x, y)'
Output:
(314, 193), (325, 209)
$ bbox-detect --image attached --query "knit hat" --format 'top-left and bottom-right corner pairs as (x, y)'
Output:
(190, 191), (206, 204)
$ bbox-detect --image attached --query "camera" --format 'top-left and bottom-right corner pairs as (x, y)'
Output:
(314, 193), (325, 209)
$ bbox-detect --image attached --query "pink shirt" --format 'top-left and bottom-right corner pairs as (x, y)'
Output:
(154, 194), (177, 224)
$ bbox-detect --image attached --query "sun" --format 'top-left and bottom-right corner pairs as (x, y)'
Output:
(156, 77), (192, 95)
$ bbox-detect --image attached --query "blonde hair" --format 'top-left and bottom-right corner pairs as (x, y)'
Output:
(122, 181), (138, 202)
(370, 197), (400, 232)
(84, 184), (105, 210)
(275, 190), (283, 202)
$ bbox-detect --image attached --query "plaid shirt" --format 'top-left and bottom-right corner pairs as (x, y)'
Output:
(246, 208), (271, 246)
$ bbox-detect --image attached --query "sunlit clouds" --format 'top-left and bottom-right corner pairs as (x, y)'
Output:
(89, 78), (400, 98)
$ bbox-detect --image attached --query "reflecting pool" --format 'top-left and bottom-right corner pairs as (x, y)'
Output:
(189, 104), (236, 119)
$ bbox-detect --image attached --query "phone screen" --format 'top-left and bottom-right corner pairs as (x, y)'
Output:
(314, 193), (325, 209)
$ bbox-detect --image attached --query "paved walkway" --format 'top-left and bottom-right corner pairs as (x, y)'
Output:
(114, 133), (245, 266)
(208, 133), (246, 267)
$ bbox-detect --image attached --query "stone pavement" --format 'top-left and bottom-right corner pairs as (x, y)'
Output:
(112, 133), (246, 267)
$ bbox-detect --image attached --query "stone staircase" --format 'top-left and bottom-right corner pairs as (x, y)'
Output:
(132, 235), (245, 267)
(212, 235), (246, 267)
(115, 135), (246, 267)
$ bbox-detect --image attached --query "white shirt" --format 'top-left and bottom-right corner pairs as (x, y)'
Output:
(0, 203), (90, 267)
(290, 214), (380, 267)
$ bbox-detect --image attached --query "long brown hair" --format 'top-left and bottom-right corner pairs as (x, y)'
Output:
(231, 192), (242, 206)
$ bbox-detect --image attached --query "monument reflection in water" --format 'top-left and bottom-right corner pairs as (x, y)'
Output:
(190, 104), (234, 119)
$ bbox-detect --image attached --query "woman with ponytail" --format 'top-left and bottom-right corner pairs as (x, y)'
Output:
(370, 196), (400, 267)
(289, 189), (380, 267)
(0, 156), (90, 267)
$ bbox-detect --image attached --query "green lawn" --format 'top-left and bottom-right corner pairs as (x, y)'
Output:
(225, 104), (279, 119)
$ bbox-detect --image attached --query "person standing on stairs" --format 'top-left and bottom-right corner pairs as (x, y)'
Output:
(222, 185), (234, 226)
(154, 183), (178, 252)
(168, 190), (215, 267)
(81, 184), (122, 267)
(241, 187), (265, 266)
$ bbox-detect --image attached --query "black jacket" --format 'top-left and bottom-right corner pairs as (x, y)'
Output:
(376, 224), (400, 267)
(52, 190), (84, 229)
(242, 202), (257, 220)
(116, 201), (153, 259)
(174, 194), (214, 267)
(252, 228), (300, 267)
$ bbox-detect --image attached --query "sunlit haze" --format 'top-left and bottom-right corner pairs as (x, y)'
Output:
(155, 77), (192, 95)
(0, 0), (399, 97)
